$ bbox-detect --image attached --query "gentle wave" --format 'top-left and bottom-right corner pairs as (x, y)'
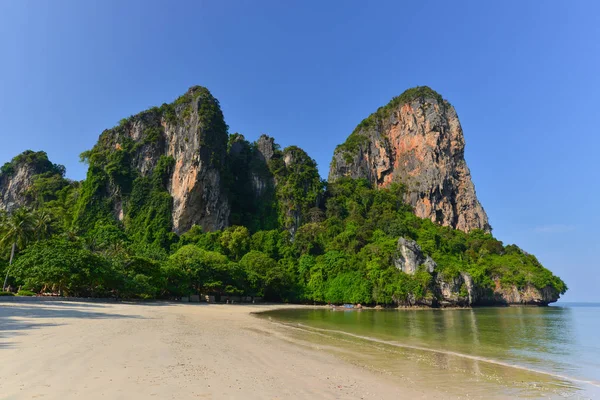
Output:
(269, 318), (600, 389)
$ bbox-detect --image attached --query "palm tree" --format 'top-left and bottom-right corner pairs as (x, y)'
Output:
(1, 208), (36, 291)
(32, 209), (55, 240)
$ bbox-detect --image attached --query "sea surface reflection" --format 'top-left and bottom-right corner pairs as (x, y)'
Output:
(259, 304), (600, 398)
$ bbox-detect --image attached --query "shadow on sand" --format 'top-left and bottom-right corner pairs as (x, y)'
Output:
(0, 300), (153, 349)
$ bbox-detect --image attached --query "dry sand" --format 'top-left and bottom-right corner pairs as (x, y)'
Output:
(0, 300), (450, 400)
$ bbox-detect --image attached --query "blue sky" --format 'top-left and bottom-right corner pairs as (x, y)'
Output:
(1, 1), (598, 301)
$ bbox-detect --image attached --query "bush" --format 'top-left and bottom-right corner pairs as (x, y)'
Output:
(10, 237), (116, 297)
(16, 289), (36, 296)
(0, 291), (15, 296)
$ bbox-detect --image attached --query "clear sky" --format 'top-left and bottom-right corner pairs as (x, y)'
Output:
(1, 1), (598, 301)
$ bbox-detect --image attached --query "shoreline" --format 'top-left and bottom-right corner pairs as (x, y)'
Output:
(0, 295), (555, 309)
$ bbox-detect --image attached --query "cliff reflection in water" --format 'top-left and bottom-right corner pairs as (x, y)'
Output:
(261, 305), (589, 385)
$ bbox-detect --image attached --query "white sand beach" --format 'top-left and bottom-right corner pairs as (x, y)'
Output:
(0, 300), (453, 400)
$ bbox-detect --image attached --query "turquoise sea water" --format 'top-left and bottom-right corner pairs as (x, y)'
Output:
(259, 303), (600, 398)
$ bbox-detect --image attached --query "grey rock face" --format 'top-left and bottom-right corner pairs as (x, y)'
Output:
(485, 282), (560, 306)
(256, 134), (276, 162)
(329, 87), (490, 233)
(166, 91), (229, 233)
(394, 237), (436, 275)
(435, 272), (475, 306)
(251, 172), (272, 198)
(432, 271), (560, 307)
(252, 135), (277, 198)
(0, 163), (37, 213)
(0, 151), (65, 213)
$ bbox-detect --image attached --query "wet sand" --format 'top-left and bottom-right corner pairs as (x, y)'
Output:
(0, 300), (454, 399)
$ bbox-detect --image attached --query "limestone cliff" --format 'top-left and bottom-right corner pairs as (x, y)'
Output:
(434, 272), (561, 307)
(0, 151), (67, 213)
(227, 134), (323, 234)
(394, 236), (561, 306)
(329, 86), (490, 233)
(76, 86), (229, 234)
(227, 134), (278, 231)
(394, 238), (436, 274)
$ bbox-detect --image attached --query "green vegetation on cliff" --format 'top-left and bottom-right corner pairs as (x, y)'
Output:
(226, 134), (279, 231)
(270, 146), (324, 231)
(0, 150), (65, 178)
(226, 135), (324, 233)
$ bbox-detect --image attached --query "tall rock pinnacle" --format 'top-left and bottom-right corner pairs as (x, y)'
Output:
(75, 86), (230, 234)
(329, 86), (490, 233)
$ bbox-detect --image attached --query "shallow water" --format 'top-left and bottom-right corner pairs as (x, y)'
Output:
(258, 303), (600, 399)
